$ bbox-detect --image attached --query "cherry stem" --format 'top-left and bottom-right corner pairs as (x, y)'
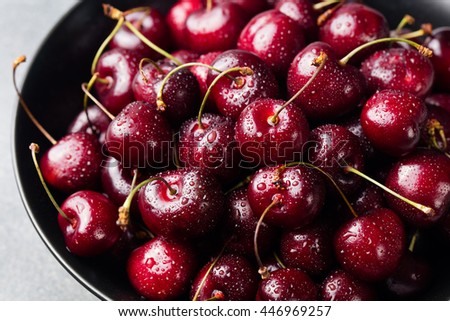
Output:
(269, 52), (328, 125)
(399, 23), (433, 40)
(116, 168), (139, 230)
(29, 143), (70, 222)
(340, 37), (433, 65)
(254, 194), (282, 280)
(206, 0), (213, 11)
(156, 62), (229, 112)
(427, 119), (448, 152)
(198, 66), (253, 129)
(284, 161), (358, 218)
(13, 56), (57, 145)
(139, 58), (163, 85)
(81, 82), (115, 120)
(408, 229), (420, 252)
(317, 2), (343, 26)
(313, 0), (342, 11)
(344, 165), (435, 216)
(395, 14), (415, 34)
(273, 251), (286, 269)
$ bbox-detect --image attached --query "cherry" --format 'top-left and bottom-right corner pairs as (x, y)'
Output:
(319, 3), (390, 60)
(309, 124), (365, 196)
(361, 89), (428, 157)
(213, 0), (268, 16)
(109, 8), (171, 61)
(185, 2), (248, 54)
(221, 188), (278, 256)
(132, 59), (200, 125)
(190, 253), (259, 301)
(320, 269), (376, 301)
(93, 48), (140, 116)
(138, 168), (225, 240)
(104, 100), (173, 169)
(127, 236), (197, 300)
(349, 183), (386, 217)
(279, 220), (335, 276)
(275, 0), (318, 43)
(67, 105), (111, 145)
(384, 150), (450, 227)
(237, 9), (305, 78)
(170, 49), (200, 64)
(334, 208), (406, 282)
(256, 268), (318, 300)
(247, 164), (326, 229)
(167, 1), (202, 49)
(207, 49), (279, 120)
(360, 47), (434, 98)
(424, 27), (450, 92)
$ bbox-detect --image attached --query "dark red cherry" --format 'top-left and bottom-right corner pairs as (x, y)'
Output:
(207, 49), (279, 120)
(185, 3), (248, 54)
(178, 113), (240, 180)
(386, 251), (432, 298)
(132, 59), (200, 125)
(350, 184), (386, 216)
(170, 49), (200, 64)
(190, 253), (259, 301)
(127, 236), (197, 300)
(237, 9), (305, 78)
(275, 0), (318, 42)
(166, 0), (203, 49)
(247, 165), (325, 229)
(361, 89), (428, 157)
(334, 208), (406, 282)
(256, 268), (318, 300)
(309, 124), (365, 196)
(425, 93), (450, 114)
(104, 101), (173, 169)
(109, 9), (171, 60)
(360, 47), (434, 98)
(279, 220), (335, 276)
(424, 27), (450, 92)
(40, 132), (103, 194)
(235, 98), (310, 167)
(339, 111), (375, 161)
(320, 269), (376, 301)
(384, 150), (450, 227)
(319, 3), (389, 60)
(213, 0), (268, 16)
(58, 190), (122, 257)
(287, 42), (366, 121)
(138, 168), (225, 240)
(221, 188), (278, 256)
(67, 105), (111, 145)
(94, 48), (140, 116)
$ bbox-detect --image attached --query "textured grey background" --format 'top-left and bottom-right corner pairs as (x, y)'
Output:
(0, 0), (97, 300)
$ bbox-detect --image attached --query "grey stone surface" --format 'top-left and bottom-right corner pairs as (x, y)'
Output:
(0, 0), (98, 300)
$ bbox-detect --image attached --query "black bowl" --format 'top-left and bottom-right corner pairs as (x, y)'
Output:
(12, 0), (450, 301)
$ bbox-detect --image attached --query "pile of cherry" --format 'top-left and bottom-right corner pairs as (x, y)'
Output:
(17, 0), (450, 301)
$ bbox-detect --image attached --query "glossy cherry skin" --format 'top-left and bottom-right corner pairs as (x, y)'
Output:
(237, 9), (305, 78)
(361, 89), (428, 157)
(58, 190), (122, 257)
(166, 0), (202, 49)
(189, 253), (259, 301)
(213, 0), (268, 16)
(339, 111), (375, 161)
(319, 3), (390, 60)
(360, 47), (434, 98)
(138, 168), (225, 240)
(384, 150), (450, 228)
(350, 184), (386, 217)
(221, 188), (278, 256)
(104, 101), (173, 169)
(424, 27), (450, 92)
(275, 0), (318, 42)
(127, 236), (197, 300)
(256, 268), (318, 300)
(40, 132), (103, 194)
(132, 59), (200, 126)
(207, 49), (279, 120)
(287, 42), (366, 121)
(334, 208), (406, 282)
(170, 49), (200, 64)
(247, 165), (325, 229)
(67, 105), (111, 145)
(178, 113), (240, 180)
(185, 3), (248, 54)
(235, 98), (310, 167)
(109, 9), (171, 60)
(279, 220), (335, 276)
(94, 48), (140, 116)
(309, 124), (365, 196)
(320, 269), (376, 301)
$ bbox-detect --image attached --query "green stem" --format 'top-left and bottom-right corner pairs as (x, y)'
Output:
(395, 14), (415, 34)
(313, 0), (341, 11)
(81, 82), (115, 120)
